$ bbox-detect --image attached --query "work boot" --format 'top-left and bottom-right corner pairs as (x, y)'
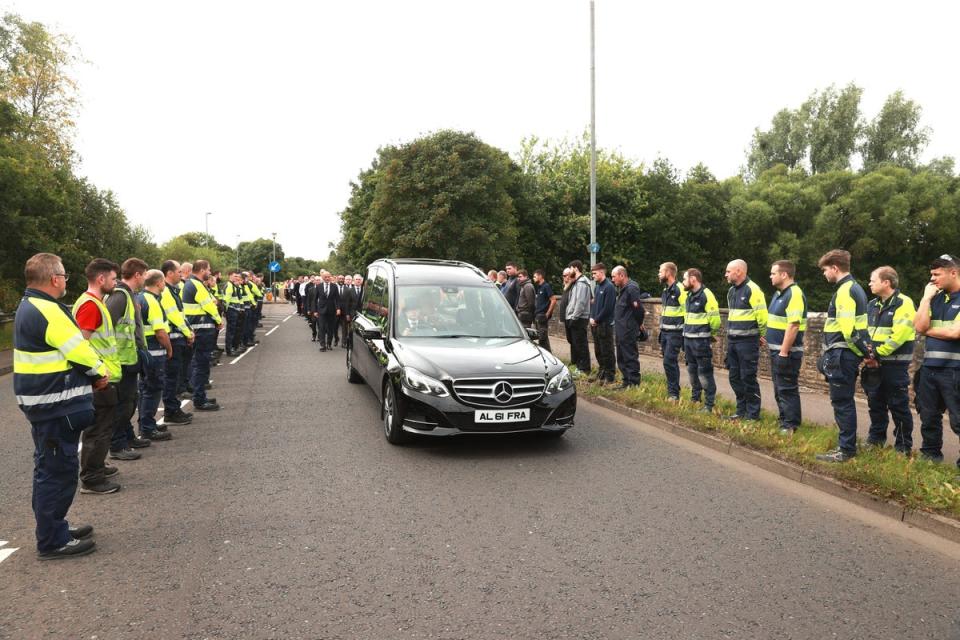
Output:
(194, 400), (220, 411)
(69, 524), (94, 539)
(165, 411), (193, 425)
(129, 436), (151, 449)
(37, 538), (96, 560)
(103, 466), (119, 477)
(80, 480), (121, 495)
(816, 448), (856, 463)
(108, 449), (141, 461)
(143, 430), (172, 441)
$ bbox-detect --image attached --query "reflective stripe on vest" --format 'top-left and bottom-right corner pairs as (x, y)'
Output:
(923, 291), (960, 368)
(71, 292), (121, 382)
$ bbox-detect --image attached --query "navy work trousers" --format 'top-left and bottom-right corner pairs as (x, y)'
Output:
(138, 353), (165, 434)
(163, 340), (185, 413)
(917, 366), (960, 462)
(727, 338), (761, 419)
(31, 411), (93, 552)
(190, 329), (216, 405)
(864, 363), (913, 451)
(823, 349), (862, 455)
(225, 308), (242, 351)
(660, 331), (683, 398)
(770, 352), (802, 430)
(684, 338), (716, 408)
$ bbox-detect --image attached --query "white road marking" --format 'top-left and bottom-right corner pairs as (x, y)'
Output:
(266, 326), (278, 336)
(282, 315), (292, 323)
(0, 541), (18, 565)
(230, 344), (256, 364)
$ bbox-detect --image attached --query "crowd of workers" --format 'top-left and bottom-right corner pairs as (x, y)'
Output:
(13, 252), (269, 560)
(505, 251), (959, 468)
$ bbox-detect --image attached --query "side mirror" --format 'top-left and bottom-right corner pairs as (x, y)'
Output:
(361, 326), (383, 340)
(526, 328), (539, 340)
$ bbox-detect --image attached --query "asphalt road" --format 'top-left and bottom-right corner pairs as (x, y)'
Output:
(1, 304), (959, 640)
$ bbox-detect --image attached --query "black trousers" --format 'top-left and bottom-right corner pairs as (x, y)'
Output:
(535, 313), (551, 353)
(567, 318), (591, 373)
(321, 314), (338, 346)
(615, 328), (640, 385)
(80, 384), (118, 487)
(593, 323), (616, 382)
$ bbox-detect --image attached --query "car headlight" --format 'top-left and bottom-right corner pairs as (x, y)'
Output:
(401, 367), (449, 397)
(545, 368), (573, 394)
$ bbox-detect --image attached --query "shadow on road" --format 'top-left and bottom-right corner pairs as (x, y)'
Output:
(408, 432), (575, 460)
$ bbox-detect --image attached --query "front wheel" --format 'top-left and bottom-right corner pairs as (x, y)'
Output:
(346, 347), (363, 383)
(382, 381), (410, 445)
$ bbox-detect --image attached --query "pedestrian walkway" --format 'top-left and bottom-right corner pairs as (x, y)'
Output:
(547, 335), (960, 463)
(0, 349), (11, 376)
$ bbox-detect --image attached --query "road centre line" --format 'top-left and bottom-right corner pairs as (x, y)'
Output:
(266, 326), (278, 336)
(282, 315), (292, 323)
(0, 541), (19, 565)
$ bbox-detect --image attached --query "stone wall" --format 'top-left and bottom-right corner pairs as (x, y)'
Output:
(550, 299), (926, 393)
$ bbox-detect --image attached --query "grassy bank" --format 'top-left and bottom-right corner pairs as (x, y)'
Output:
(575, 369), (960, 519)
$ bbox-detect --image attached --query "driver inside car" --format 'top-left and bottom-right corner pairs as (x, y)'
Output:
(398, 294), (441, 336)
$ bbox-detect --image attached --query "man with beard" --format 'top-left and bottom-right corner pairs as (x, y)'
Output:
(658, 262), (686, 402)
(72, 259), (124, 494)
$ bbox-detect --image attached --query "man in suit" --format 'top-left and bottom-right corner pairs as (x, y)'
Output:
(314, 271), (340, 351)
(339, 275), (359, 349)
(305, 276), (318, 341)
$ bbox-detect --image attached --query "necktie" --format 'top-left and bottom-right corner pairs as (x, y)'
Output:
(324, 284), (328, 296)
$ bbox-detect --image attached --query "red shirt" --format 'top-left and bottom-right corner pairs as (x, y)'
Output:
(75, 293), (103, 332)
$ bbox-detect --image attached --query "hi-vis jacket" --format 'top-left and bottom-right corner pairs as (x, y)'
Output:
(867, 290), (916, 363)
(182, 275), (222, 330)
(14, 288), (110, 422)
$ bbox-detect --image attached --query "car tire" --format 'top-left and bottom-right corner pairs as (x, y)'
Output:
(382, 380), (409, 445)
(346, 347), (363, 384)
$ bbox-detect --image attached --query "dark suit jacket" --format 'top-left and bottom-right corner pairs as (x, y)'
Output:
(339, 286), (359, 318)
(313, 282), (340, 316)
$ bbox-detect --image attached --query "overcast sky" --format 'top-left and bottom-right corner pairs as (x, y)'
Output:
(14, 0), (960, 262)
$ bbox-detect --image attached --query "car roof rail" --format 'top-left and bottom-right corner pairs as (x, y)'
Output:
(378, 258), (486, 278)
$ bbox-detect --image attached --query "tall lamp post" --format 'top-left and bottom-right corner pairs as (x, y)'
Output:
(235, 234), (240, 269)
(588, 0), (597, 270)
(205, 211), (213, 246)
(270, 232), (277, 292)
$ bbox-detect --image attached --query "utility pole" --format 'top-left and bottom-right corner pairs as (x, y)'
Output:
(235, 234), (240, 269)
(271, 232), (277, 292)
(589, 0), (598, 270)
(205, 212), (213, 246)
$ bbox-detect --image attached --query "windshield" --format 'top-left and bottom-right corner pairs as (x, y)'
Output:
(394, 284), (524, 339)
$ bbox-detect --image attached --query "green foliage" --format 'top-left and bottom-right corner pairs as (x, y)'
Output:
(238, 238), (283, 275)
(860, 91), (931, 172)
(337, 130), (522, 270)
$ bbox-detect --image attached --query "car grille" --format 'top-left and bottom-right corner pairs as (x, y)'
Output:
(452, 377), (546, 408)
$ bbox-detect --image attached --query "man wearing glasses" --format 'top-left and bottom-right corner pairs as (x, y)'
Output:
(13, 253), (110, 559)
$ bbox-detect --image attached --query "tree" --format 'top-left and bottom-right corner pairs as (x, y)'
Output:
(238, 238), (284, 274)
(860, 90), (931, 171)
(337, 130), (522, 270)
(746, 108), (810, 177)
(806, 83), (863, 174)
(0, 14), (81, 164)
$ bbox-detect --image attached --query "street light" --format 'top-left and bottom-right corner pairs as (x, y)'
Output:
(235, 234), (240, 269)
(271, 232), (277, 292)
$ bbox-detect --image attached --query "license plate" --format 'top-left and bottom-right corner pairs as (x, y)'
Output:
(475, 408), (530, 423)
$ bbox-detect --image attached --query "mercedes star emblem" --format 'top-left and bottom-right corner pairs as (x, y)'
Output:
(493, 381), (513, 403)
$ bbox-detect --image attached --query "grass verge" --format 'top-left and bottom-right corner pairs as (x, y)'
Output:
(573, 367), (960, 520)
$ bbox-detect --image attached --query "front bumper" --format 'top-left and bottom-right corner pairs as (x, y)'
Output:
(398, 385), (576, 436)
